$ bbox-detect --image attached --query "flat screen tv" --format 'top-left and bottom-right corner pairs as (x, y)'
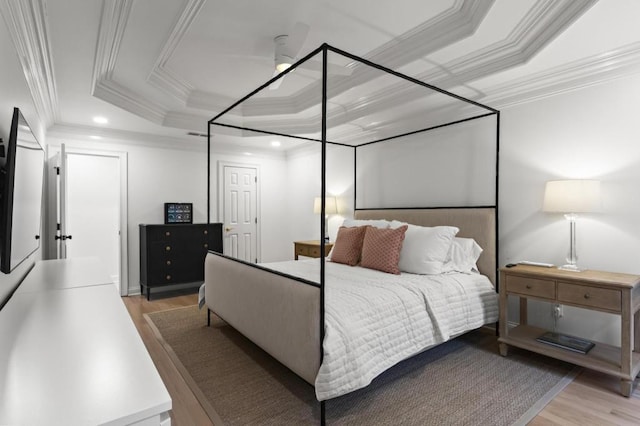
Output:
(0, 107), (45, 274)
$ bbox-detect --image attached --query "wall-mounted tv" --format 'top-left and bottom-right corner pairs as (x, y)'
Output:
(0, 108), (45, 274)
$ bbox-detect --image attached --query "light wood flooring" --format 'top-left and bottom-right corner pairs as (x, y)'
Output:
(123, 293), (640, 426)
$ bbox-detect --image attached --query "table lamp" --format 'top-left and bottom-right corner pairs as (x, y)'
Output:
(543, 179), (601, 271)
(313, 196), (338, 242)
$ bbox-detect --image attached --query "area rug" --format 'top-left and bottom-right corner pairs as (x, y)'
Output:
(145, 305), (579, 425)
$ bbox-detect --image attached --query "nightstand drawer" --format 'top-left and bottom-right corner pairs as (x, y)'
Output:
(308, 246), (321, 257)
(505, 275), (555, 299)
(558, 282), (621, 312)
(296, 245), (310, 256)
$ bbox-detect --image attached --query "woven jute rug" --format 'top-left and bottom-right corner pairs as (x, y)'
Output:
(145, 305), (578, 425)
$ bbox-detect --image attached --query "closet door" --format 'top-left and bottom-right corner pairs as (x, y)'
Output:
(222, 165), (258, 262)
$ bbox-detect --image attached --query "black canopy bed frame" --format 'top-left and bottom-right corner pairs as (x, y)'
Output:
(206, 43), (500, 424)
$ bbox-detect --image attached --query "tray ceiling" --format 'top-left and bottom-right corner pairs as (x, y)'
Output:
(2, 0), (640, 149)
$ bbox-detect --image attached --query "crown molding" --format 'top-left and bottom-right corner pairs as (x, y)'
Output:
(483, 41), (640, 108)
(48, 121), (204, 151)
(94, 78), (166, 124)
(428, 0), (598, 87)
(186, 89), (236, 112)
(237, 0), (597, 135)
(0, 0), (59, 126)
(163, 110), (212, 132)
(364, 0), (494, 70)
(92, 0), (168, 124)
(92, 0), (132, 85)
(146, 0), (205, 101)
(196, 0), (493, 116)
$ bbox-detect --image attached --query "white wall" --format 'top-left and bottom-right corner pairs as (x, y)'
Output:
(500, 72), (640, 345)
(46, 135), (289, 295)
(0, 15), (46, 307)
(356, 118), (496, 208)
(285, 143), (355, 247)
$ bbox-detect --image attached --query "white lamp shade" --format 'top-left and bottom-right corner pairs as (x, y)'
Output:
(313, 196), (338, 215)
(543, 180), (602, 213)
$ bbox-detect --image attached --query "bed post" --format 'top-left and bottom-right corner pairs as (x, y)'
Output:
(319, 43), (328, 426)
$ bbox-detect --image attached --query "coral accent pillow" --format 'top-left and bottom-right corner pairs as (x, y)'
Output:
(330, 226), (368, 266)
(360, 225), (408, 274)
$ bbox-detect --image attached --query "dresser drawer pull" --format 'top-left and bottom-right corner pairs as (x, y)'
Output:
(166, 275), (171, 280)
(166, 260), (171, 266)
(165, 245), (171, 251)
(204, 230), (208, 235)
(526, 284), (532, 289)
(584, 293), (590, 299)
(204, 243), (208, 248)
(165, 231), (171, 237)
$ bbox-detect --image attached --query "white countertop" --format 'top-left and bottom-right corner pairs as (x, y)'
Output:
(15, 256), (112, 293)
(0, 260), (171, 425)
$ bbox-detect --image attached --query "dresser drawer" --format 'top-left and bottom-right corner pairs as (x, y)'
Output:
(558, 282), (621, 313)
(505, 275), (555, 299)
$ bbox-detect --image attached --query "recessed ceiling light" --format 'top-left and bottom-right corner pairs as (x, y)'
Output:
(93, 116), (108, 124)
(89, 135), (102, 140)
(244, 152), (252, 156)
(270, 140), (281, 147)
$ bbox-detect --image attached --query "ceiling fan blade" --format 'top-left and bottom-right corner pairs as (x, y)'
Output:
(298, 59), (353, 76)
(269, 69), (284, 90)
(285, 21), (310, 57)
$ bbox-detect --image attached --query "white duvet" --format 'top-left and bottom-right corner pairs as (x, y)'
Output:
(263, 259), (499, 401)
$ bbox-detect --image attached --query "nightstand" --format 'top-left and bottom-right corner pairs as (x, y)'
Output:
(499, 265), (640, 396)
(294, 240), (333, 260)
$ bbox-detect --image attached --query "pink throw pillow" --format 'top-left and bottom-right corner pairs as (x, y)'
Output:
(360, 225), (408, 274)
(330, 226), (368, 266)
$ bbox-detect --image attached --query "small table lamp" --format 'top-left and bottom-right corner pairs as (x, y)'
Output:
(313, 196), (338, 242)
(543, 179), (601, 271)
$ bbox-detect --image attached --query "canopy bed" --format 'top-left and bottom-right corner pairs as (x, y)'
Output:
(206, 44), (500, 423)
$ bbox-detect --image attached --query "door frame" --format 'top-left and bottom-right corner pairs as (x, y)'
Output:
(46, 146), (129, 296)
(217, 161), (261, 262)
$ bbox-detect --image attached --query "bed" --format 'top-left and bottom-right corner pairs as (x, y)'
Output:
(204, 207), (498, 400)
(205, 43), (500, 420)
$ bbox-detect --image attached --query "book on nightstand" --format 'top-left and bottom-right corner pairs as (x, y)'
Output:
(536, 331), (595, 354)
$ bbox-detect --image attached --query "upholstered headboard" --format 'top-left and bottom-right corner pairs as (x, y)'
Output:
(355, 208), (497, 286)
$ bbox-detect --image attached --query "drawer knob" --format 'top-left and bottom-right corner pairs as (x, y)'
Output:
(165, 231), (171, 236)
(166, 275), (171, 280)
(204, 243), (208, 248)
(166, 260), (171, 266)
(204, 230), (208, 235)
(584, 293), (590, 299)
(165, 246), (171, 251)
(526, 285), (532, 289)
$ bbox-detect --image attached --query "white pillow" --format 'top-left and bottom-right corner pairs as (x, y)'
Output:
(389, 220), (459, 274)
(442, 237), (483, 274)
(341, 219), (390, 229)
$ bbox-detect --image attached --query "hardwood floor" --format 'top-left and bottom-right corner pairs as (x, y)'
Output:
(123, 293), (640, 426)
(123, 293), (213, 426)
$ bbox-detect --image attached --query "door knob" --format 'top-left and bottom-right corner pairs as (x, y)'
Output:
(225, 227), (233, 232)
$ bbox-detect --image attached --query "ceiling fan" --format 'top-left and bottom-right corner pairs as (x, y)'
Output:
(269, 22), (353, 90)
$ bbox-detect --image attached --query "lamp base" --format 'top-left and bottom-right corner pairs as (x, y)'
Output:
(558, 264), (585, 272)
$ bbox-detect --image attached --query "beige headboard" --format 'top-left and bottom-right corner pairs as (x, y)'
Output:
(355, 208), (496, 286)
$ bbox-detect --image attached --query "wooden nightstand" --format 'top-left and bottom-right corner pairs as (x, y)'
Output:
(499, 265), (640, 396)
(294, 240), (333, 260)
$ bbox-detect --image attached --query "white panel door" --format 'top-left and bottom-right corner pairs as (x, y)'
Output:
(223, 166), (257, 262)
(65, 153), (120, 291)
(50, 146), (128, 295)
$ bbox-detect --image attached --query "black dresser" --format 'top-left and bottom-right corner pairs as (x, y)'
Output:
(139, 223), (223, 299)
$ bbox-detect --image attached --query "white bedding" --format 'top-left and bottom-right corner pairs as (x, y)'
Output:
(262, 259), (499, 401)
